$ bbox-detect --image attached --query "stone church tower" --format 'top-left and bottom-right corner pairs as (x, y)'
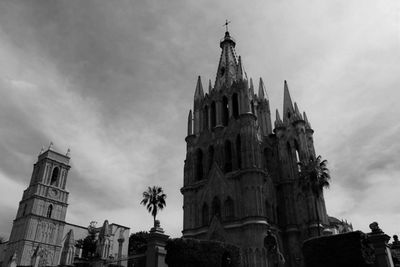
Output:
(5, 146), (71, 266)
(181, 31), (329, 267)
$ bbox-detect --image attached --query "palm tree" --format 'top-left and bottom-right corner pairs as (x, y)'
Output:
(298, 155), (330, 236)
(140, 186), (167, 227)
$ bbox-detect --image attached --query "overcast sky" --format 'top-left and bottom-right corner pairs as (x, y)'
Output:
(0, 0), (399, 239)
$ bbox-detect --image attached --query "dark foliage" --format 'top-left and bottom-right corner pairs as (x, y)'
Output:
(75, 234), (97, 259)
(128, 231), (149, 254)
(302, 231), (375, 267)
(165, 238), (240, 267)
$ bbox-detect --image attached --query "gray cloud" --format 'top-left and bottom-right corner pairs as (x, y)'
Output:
(0, 0), (399, 239)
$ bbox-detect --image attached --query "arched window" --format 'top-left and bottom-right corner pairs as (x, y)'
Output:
(207, 146), (214, 172)
(224, 140), (232, 173)
(195, 149), (204, 181)
(222, 96), (229, 126)
(211, 102), (216, 128)
(236, 135), (241, 169)
(203, 105), (209, 131)
(212, 196), (221, 218)
(232, 93), (239, 119)
(47, 204), (53, 218)
(50, 167), (59, 186)
(202, 203), (209, 226)
(224, 197), (234, 219)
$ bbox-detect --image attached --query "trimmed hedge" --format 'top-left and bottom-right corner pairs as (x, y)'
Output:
(165, 238), (240, 267)
(302, 231), (375, 267)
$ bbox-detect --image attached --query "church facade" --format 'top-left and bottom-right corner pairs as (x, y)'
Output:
(181, 31), (331, 267)
(0, 147), (130, 267)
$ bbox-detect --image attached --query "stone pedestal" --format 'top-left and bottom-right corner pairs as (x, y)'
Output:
(145, 224), (169, 267)
(368, 222), (394, 267)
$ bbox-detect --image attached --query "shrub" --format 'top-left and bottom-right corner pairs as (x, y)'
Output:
(165, 238), (240, 267)
(302, 231), (375, 267)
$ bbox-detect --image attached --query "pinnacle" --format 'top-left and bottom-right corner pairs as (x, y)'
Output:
(283, 80), (294, 121)
(194, 76), (204, 99)
(258, 77), (268, 100)
(303, 111), (312, 128)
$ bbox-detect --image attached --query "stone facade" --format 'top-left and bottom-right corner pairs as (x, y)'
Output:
(4, 148), (71, 267)
(1, 147), (130, 267)
(181, 31), (330, 267)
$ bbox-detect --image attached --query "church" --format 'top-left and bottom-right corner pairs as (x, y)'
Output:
(181, 30), (350, 266)
(0, 146), (130, 267)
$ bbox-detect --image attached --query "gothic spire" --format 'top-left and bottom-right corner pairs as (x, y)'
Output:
(249, 78), (255, 97)
(274, 109), (285, 129)
(208, 79), (212, 93)
(258, 78), (268, 100)
(283, 80), (294, 122)
(214, 31), (240, 90)
(194, 76), (204, 100)
(293, 102), (303, 121)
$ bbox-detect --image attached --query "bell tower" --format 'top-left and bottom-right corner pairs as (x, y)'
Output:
(181, 30), (276, 266)
(5, 144), (71, 266)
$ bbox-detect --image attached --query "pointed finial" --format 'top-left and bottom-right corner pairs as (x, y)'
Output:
(294, 102), (303, 120)
(274, 109), (285, 129)
(249, 78), (254, 96)
(48, 142), (53, 151)
(66, 148), (71, 157)
(237, 56), (244, 80)
(39, 146), (45, 155)
(276, 109), (282, 122)
(208, 79), (212, 93)
(194, 76), (204, 100)
(283, 80), (294, 121)
(258, 78), (268, 99)
(303, 111), (312, 128)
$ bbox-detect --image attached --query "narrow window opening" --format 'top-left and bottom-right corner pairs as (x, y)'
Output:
(47, 204), (53, 218)
(212, 196), (221, 218)
(50, 167), (59, 186)
(203, 105), (209, 131)
(222, 96), (229, 126)
(251, 101), (255, 114)
(232, 93), (239, 119)
(211, 102), (216, 128)
(236, 135), (241, 169)
(295, 140), (301, 172)
(22, 204), (27, 216)
(208, 146), (214, 172)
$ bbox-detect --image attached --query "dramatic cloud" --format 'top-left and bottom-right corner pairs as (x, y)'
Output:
(0, 0), (399, 239)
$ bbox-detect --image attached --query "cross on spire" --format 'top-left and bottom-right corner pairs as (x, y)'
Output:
(223, 19), (231, 32)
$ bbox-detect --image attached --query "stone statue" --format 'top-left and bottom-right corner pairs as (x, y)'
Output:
(264, 230), (285, 267)
(369, 222), (383, 234)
